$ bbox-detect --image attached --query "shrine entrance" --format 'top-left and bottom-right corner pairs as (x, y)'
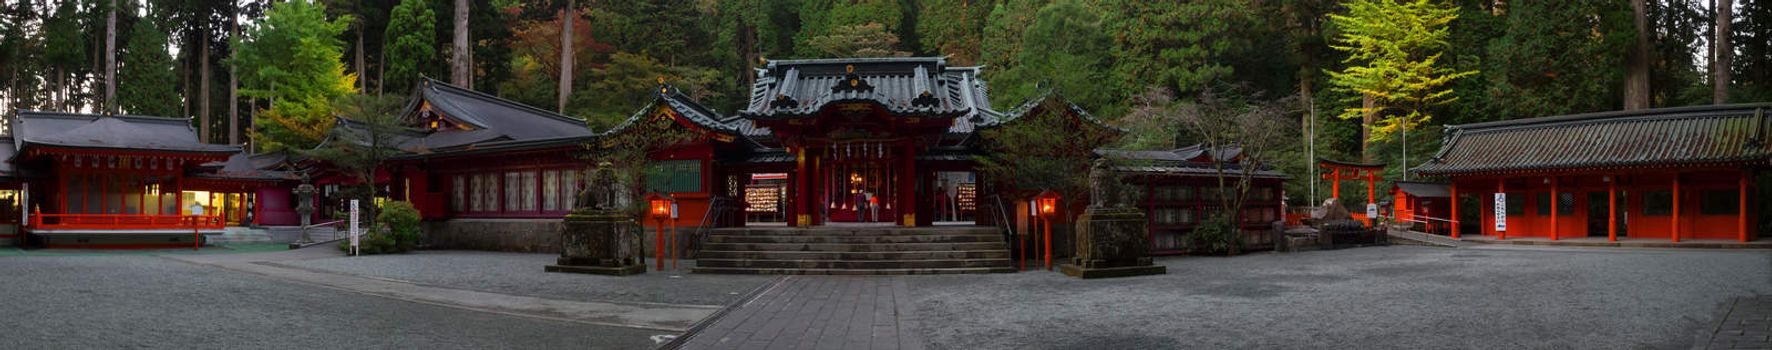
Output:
(821, 141), (901, 223)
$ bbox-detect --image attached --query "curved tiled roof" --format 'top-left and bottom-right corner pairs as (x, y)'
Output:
(602, 84), (740, 137)
(740, 57), (992, 126)
(403, 78), (594, 150)
(1413, 103), (1772, 176)
(12, 110), (240, 154)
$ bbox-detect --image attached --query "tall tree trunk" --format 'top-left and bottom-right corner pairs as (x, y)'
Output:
(104, 0), (116, 113)
(201, 30), (212, 143)
(1625, 0), (1651, 110)
(452, 0), (470, 87)
(229, 11), (239, 146)
(356, 26), (366, 94)
(558, 1), (573, 113)
(1715, 0), (1732, 104)
(377, 49), (385, 96)
(1360, 94), (1375, 164)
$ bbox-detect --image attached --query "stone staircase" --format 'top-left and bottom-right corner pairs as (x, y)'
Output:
(264, 226), (345, 244)
(206, 227), (272, 244)
(693, 226), (1015, 275)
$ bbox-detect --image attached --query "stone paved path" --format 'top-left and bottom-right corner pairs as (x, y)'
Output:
(679, 276), (925, 350)
(1706, 296), (1772, 350)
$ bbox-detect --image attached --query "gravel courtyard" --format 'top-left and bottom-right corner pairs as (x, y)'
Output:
(904, 245), (1771, 349)
(281, 250), (775, 306)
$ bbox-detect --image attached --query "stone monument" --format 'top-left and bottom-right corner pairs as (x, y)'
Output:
(545, 162), (646, 276)
(1060, 159), (1166, 279)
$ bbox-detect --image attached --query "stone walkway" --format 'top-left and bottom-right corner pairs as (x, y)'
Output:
(678, 276), (925, 350)
(1705, 296), (1772, 349)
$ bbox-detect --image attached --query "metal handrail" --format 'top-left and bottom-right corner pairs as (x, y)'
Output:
(688, 196), (737, 257)
(988, 194), (1018, 264)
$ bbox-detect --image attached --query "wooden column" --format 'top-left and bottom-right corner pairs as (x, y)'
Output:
(898, 144), (917, 227)
(792, 147), (808, 227)
(1550, 177), (1559, 241)
(1450, 182), (1460, 239)
(1672, 173), (1681, 243)
(1741, 171), (1751, 243)
(1608, 175), (1618, 242)
(1365, 172), (1375, 205)
(1331, 168), (1341, 199)
(1497, 179), (1506, 240)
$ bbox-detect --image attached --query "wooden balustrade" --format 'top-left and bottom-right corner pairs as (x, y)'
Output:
(30, 209), (223, 230)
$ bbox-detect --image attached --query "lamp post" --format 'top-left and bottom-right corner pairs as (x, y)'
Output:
(292, 173), (317, 246)
(646, 193), (675, 271)
(1035, 190), (1060, 271)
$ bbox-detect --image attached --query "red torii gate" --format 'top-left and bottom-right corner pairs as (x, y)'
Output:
(1318, 158), (1385, 226)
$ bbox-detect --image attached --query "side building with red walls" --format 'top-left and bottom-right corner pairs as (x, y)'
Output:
(1413, 104), (1769, 242)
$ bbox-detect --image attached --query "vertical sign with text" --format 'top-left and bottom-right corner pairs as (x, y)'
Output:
(349, 200), (360, 256)
(1493, 193), (1507, 232)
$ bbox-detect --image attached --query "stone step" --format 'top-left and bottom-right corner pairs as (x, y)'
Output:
(696, 258), (1012, 269)
(700, 242), (1007, 252)
(691, 266), (1017, 275)
(705, 234), (1000, 244)
(697, 250), (1011, 261)
(709, 227), (999, 236)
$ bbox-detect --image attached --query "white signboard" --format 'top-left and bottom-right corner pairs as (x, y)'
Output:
(349, 200), (360, 255)
(1493, 193), (1507, 232)
(1365, 203), (1378, 219)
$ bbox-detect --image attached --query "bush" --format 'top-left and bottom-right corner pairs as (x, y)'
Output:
(1188, 214), (1244, 255)
(380, 201), (423, 252)
(338, 201), (424, 255)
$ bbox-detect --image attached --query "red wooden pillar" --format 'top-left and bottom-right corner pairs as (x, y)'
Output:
(1741, 171), (1751, 243)
(1449, 182), (1460, 238)
(1330, 168), (1341, 199)
(1497, 179), (1506, 240)
(1550, 177), (1559, 241)
(1672, 173), (1681, 243)
(1608, 175), (1618, 242)
(898, 144), (918, 227)
(792, 147), (809, 227)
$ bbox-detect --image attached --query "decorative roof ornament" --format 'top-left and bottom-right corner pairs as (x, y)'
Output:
(910, 65), (939, 108)
(771, 68), (801, 110)
(832, 64), (874, 93)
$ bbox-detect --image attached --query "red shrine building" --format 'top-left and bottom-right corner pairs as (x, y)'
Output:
(5, 111), (300, 248)
(1413, 104), (1769, 243)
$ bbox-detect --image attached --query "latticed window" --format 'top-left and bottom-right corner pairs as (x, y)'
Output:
(560, 170), (580, 211)
(543, 171), (560, 211)
(520, 171), (538, 211)
(645, 160), (703, 193)
(452, 176), (465, 211)
(505, 172), (522, 212)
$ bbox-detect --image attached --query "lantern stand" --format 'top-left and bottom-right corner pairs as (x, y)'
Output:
(645, 193), (676, 271)
(1035, 190), (1060, 271)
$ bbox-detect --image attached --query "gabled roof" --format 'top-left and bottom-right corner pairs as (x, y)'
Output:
(11, 110), (239, 154)
(1394, 181), (1451, 198)
(1413, 103), (1772, 176)
(983, 88), (1121, 135)
(602, 84), (739, 137)
(195, 152), (297, 181)
(739, 57), (992, 124)
(1096, 144), (1288, 179)
(400, 78), (594, 152)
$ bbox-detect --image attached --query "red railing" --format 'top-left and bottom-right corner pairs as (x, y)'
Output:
(31, 210), (224, 230)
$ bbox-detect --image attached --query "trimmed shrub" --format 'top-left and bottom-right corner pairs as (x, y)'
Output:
(1188, 214), (1244, 255)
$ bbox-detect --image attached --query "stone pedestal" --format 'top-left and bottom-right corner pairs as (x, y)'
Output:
(1060, 207), (1166, 279)
(545, 211), (646, 276)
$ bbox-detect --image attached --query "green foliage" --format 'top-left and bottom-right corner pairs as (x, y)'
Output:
(1482, 0), (1633, 118)
(591, 109), (702, 215)
(795, 0), (903, 57)
(977, 96), (1119, 209)
(1733, 0), (1772, 102)
(233, 0), (357, 151)
(576, 52), (721, 129)
(1102, 0), (1263, 100)
(915, 0), (990, 65)
(980, 0), (1045, 80)
(1327, 0), (1476, 142)
(118, 13), (180, 117)
(1187, 214), (1244, 255)
(986, 0), (1114, 116)
(304, 94), (411, 229)
(40, 0), (88, 110)
(384, 0), (438, 92)
(806, 23), (909, 58)
(379, 201), (424, 252)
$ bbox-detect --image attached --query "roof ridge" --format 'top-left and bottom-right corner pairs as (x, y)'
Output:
(421, 77), (587, 126)
(1448, 103), (1772, 131)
